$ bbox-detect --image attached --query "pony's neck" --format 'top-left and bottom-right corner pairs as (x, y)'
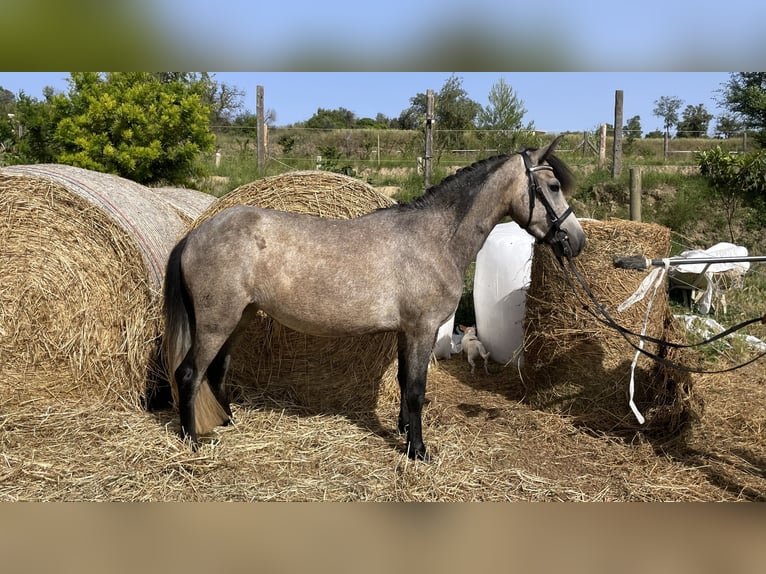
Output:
(445, 156), (525, 271)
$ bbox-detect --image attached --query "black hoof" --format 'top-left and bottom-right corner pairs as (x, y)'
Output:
(406, 443), (430, 462)
(180, 428), (199, 451)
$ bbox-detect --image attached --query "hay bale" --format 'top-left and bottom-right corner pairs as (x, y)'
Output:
(521, 218), (700, 439)
(0, 164), (191, 409)
(150, 186), (215, 223)
(188, 170), (399, 413)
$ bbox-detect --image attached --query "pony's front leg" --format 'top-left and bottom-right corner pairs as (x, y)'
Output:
(397, 332), (434, 461)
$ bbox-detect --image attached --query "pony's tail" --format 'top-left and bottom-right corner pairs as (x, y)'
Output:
(162, 236), (229, 436)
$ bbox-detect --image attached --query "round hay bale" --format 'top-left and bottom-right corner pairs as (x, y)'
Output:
(150, 186), (215, 224)
(521, 218), (700, 439)
(188, 170), (399, 413)
(0, 164), (190, 409)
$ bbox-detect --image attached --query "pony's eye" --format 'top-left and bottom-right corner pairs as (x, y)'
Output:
(549, 181), (561, 193)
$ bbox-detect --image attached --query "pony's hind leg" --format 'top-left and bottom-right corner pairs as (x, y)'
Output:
(206, 348), (233, 421)
(205, 304), (259, 423)
(175, 350), (203, 445)
(177, 338), (233, 447)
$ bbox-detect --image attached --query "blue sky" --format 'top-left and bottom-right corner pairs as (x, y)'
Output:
(3, 1), (763, 70)
(1, 72), (733, 135)
(145, 1), (765, 71)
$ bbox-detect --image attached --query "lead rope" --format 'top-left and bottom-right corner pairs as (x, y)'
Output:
(556, 254), (766, 374)
(617, 262), (670, 424)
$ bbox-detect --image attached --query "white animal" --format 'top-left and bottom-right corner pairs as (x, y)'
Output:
(460, 326), (490, 374)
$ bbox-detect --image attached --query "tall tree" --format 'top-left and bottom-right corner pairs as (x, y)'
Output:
(401, 74), (481, 157)
(653, 95), (683, 137)
(676, 103), (713, 138)
(15, 88), (60, 163)
(714, 114), (744, 139)
(624, 115), (642, 139)
(477, 77), (534, 152)
(435, 74), (481, 132)
(719, 72), (766, 146)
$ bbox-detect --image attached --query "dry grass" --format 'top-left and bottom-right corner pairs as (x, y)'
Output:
(521, 219), (700, 441)
(150, 186), (215, 224)
(2, 174), (764, 501)
(2, 354), (763, 501)
(0, 164), (206, 409)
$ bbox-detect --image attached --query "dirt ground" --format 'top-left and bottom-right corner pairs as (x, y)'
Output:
(1, 348), (764, 501)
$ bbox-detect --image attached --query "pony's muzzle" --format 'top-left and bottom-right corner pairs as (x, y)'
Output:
(550, 226), (586, 259)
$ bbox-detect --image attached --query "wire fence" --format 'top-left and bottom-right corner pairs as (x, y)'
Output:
(208, 126), (752, 171)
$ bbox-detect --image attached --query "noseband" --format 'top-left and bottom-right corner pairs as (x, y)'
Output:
(520, 150), (573, 255)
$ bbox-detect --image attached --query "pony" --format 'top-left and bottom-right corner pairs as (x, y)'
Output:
(162, 135), (586, 460)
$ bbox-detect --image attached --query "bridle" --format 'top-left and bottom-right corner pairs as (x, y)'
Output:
(520, 150), (573, 256)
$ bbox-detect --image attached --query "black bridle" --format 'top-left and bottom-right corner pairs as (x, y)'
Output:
(520, 150), (574, 256)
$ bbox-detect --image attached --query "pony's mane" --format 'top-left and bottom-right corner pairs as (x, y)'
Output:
(397, 155), (512, 212)
(393, 150), (574, 213)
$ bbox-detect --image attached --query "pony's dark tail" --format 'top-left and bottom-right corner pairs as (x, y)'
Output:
(162, 236), (229, 436)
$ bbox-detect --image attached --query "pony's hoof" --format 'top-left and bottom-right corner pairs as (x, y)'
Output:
(179, 430), (200, 451)
(407, 443), (430, 462)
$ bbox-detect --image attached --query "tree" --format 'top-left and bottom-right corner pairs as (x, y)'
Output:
(434, 74), (481, 131)
(676, 104), (713, 138)
(304, 107), (356, 129)
(624, 115), (642, 139)
(396, 106), (422, 130)
(207, 81), (245, 125)
(697, 146), (766, 240)
(15, 89), (60, 163)
(477, 77), (534, 153)
(16, 72), (215, 184)
(653, 95), (683, 137)
(714, 114), (744, 139)
(0, 87), (16, 150)
(719, 72), (766, 146)
(401, 74), (481, 157)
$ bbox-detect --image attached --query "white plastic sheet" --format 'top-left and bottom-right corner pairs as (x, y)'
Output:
(669, 242), (749, 313)
(473, 222), (535, 365)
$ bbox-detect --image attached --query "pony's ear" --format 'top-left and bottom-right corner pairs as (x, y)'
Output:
(528, 134), (565, 164)
(459, 325), (467, 332)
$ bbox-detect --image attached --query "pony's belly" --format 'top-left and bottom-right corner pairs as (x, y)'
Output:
(267, 308), (396, 338)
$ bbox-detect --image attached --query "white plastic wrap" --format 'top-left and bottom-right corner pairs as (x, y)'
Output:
(473, 222), (535, 365)
(433, 313), (456, 360)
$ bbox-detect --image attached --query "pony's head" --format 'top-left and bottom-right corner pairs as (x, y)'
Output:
(511, 135), (586, 259)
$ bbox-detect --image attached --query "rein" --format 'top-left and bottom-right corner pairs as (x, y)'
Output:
(556, 252), (766, 374)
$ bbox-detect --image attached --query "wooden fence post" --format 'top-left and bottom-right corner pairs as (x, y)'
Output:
(598, 124), (607, 169)
(629, 167), (642, 222)
(425, 89), (434, 188)
(256, 85), (265, 173)
(612, 90), (623, 178)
